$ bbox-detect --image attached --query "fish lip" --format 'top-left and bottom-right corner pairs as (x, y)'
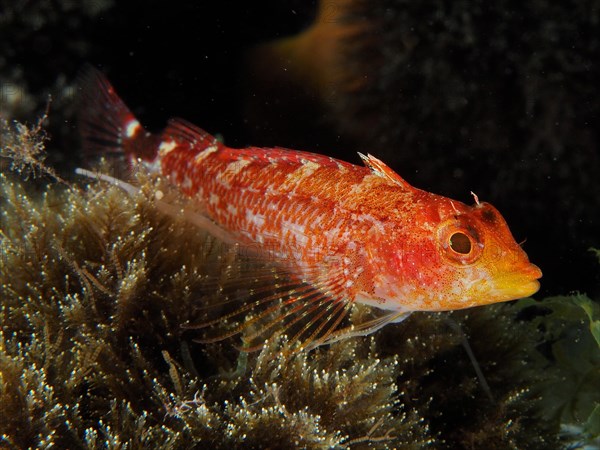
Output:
(516, 279), (541, 297)
(496, 268), (542, 300)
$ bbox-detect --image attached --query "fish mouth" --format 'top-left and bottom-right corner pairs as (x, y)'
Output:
(495, 263), (542, 300)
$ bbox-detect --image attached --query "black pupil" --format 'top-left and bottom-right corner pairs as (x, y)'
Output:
(450, 232), (472, 254)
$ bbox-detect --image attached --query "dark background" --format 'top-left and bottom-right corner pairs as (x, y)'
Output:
(1, 0), (598, 298)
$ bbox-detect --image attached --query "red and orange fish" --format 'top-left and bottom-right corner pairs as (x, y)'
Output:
(77, 67), (541, 350)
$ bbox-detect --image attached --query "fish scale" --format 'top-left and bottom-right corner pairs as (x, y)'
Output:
(166, 151), (365, 254)
(78, 66), (542, 351)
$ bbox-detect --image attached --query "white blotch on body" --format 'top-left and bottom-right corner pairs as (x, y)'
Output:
(282, 220), (308, 247)
(209, 194), (220, 206)
(158, 140), (177, 156)
(349, 174), (379, 196)
(246, 210), (265, 229)
(221, 159), (252, 179)
(284, 161), (320, 185)
(194, 145), (219, 163)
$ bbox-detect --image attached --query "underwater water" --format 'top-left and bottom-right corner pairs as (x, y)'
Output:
(1, 1), (599, 448)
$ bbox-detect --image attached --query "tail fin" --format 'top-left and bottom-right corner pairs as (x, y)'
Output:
(77, 65), (158, 162)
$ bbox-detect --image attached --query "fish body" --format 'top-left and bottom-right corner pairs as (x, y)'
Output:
(78, 68), (541, 346)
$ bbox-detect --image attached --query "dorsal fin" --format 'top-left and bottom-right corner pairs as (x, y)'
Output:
(357, 153), (413, 189)
(164, 118), (223, 151)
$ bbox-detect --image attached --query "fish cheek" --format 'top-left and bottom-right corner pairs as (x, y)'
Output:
(391, 239), (439, 288)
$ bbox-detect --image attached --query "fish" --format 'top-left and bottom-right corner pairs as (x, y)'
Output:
(77, 67), (542, 351)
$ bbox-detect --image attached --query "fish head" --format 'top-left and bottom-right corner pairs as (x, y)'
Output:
(428, 200), (542, 309)
(363, 198), (542, 312)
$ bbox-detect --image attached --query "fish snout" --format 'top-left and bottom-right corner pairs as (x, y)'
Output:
(494, 262), (542, 301)
(523, 263), (543, 281)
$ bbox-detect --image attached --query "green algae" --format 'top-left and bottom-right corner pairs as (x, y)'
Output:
(516, 293), (600, 444)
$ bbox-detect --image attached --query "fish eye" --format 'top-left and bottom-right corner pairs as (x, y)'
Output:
(437, 222), (482, 265)
(449, 232), (472, 254)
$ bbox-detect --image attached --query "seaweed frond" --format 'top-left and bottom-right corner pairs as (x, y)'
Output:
(516, 293), (600, 445)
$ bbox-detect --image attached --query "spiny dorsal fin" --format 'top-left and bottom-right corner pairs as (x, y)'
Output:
(358, 153), (413, 190)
